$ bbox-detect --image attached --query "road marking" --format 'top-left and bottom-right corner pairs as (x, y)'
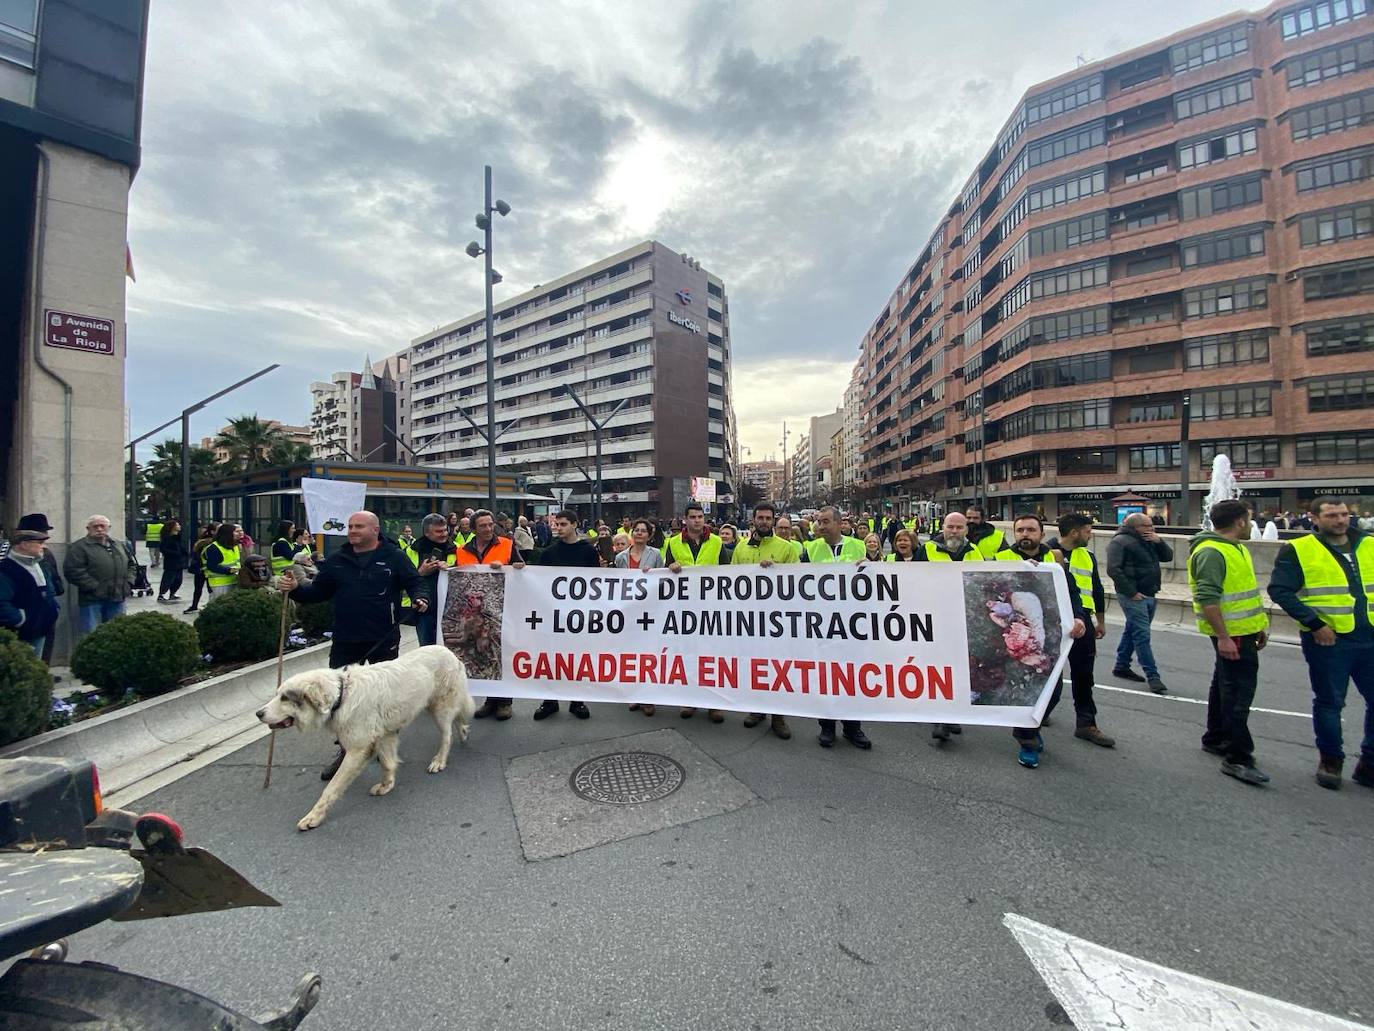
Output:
(1095, 683), (1310, 720)
(1005, 912), (1371, 1030)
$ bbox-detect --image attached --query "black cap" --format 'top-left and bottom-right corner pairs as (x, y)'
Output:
(17, 513), (53, 532)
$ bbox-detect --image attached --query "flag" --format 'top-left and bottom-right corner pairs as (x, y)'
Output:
(125, 242), (135, 282)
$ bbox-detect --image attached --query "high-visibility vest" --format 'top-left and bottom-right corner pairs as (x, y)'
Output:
(204, 543), (241, 587)
(923, 541), (984, 562)
(804, 536), (867, 563)
(663, 533), (722, 566)
(145, 522), (163, 544)
(1067, 546), (1097, 614)
(1188, 539), (1268, 638)
(293, 542), (313, 563)
(402, 542), (456, 607)
(454, 536), (513, 566)
(271, 537), (296, 574)
(1288, 534), (1374, 635)
(974, 528), (1005, 559)
(930, 516), (942, 533)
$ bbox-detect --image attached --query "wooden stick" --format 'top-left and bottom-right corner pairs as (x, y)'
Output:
(264, 590), (291, 789)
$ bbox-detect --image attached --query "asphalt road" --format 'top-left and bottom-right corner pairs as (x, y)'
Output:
(69, 620), (1374, 1030)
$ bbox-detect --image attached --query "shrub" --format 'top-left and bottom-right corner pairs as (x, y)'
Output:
(295, 598), (334, 639)
(70, 611), (201, 699)
(0, 629), (52, 745)
(196, 588), (292, 664)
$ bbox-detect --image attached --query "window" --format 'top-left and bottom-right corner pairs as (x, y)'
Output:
(1198, 438), (1280, 467)
(1305, 314), (1374, 354)
(1009, 455), (1041, 479)
(1181, 224), (1265, 267)
(1190, 384), (1273, 420)
(1130, 445), (1181, 470)
(1185, 329), (1273, 368)
(1123, 206), (1171, 231)
(1178, 124), (1258, 169)
(1289, 89), (1374, 140)
(1175, 73), (1256, 120)
(998, 305), (1110, 360)
(1001, 121), (1107, 199)
(1171, 24), (1252, 73)
(1179, 174), (1263, 220)
(1292, 145), (1374, 192)
(999, 399), (1112, 440)
(1122, 159), (1171, 184)
(1029, 211), (1109, 256)
(1302, 257), (1374, 298)
(1279, 0), (1370, 40)
(1058, 447), (1117, 473)
(1033, 351), (1112, 388)
(1127, 401), (1178, 423)
(962, 209), (982, 242)
(1296, 431), (1374, 463)
(1125, 253), (1176, 277)
(1185, 277), (1269, 317)
(1002, 261), (1109, 319)
(1027, 167), (1106, 214)
(1116, 297), (1176, 325)
(1026, 75), (1104, 126)
(1309, 372), (1374, 410)
(1284, 35), (1374, 87)
(1298, 201), (1374, 245)
(0, 1), (38, 68)
(1129, 348), (1176, 372)
(999, 235), (1029, 281)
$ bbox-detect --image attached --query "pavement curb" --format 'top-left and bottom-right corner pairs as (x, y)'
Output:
(2, 642), (331, 794)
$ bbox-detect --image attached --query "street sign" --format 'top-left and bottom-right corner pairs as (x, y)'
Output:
(690, 476), (716, 502)
(1234, 469), (1274, 480)
(44, 310), (114, 355)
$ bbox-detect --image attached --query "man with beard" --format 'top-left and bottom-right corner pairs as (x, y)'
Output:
(732, 502), (796, 740)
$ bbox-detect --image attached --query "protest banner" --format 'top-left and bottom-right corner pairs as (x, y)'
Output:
(437, 562), (1073, 726)
(300, 477), (367, 536)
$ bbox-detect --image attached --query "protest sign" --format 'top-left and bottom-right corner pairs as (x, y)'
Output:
(437, 562), (1073, 726)
(301, 478), (367, 536)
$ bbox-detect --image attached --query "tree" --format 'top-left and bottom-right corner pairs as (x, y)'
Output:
(266, 440), (312, 466)
(737, 481), (764, 512)
(141, 439), (219, 516)
(215, 415), (287, 472)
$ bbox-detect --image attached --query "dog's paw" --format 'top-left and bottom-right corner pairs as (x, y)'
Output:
(297, 812), (323, 831)
(427, 758), (446, 773)
(369, 781), (394, 796)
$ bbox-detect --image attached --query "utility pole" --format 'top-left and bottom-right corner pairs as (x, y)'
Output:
(466, 166), (512, 513)
(1178, 391), (1192, 527)
(564, 386), (628, 525)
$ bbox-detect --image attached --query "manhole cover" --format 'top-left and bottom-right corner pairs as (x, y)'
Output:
(570, 752), (686, 805)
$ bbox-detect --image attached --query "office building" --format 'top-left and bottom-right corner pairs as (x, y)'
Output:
(406, 241), (737, 520)
(309, 354), (408, 463)
(859, 0), (1374, 523)
(742, 458), (786, 501)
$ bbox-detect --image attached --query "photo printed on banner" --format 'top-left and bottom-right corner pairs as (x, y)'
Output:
(440, 569), (506, 681)
(964, 570), (1064, 706)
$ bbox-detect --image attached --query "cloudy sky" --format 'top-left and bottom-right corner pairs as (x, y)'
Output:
(128, 0), (1241, 464)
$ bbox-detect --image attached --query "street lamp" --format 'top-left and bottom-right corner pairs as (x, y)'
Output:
(466, 165), (512, 513)
(564, 385), (628, 525)
(180, 364), (280, 524)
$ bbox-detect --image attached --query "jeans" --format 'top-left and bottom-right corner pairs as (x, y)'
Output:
(1302, 634), (1374, 763)
(1201, 634), (1260, 766)
(30, 637), (45, 658)
(1114, 595), (1159, 678)
(415, 608), (438, 648)
(78, 600), (125, 635)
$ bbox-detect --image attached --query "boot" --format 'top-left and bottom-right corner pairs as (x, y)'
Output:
(475, 700), (500, 719)
(708, 709), (725, 723)
(818, 722), (836, 748)
(680, 706), (697, 719)
(770, 715), (791, 740)
(743, 712), (765, 728)
(1352, 758), (1374, 788)
(1074, 724), (1116, 748)
(1316, 755), (1344, 790)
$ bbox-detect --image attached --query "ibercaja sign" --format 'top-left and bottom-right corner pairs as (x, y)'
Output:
(44, 310), (115, 355)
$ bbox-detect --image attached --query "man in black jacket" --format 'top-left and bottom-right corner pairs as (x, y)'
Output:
(1106, 513), (1174, 693)
(278, 511), (426, 779)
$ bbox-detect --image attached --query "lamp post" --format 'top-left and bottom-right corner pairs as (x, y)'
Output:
(466, 165), (512, 513)
(564, 386), (628, 525)
(179, 364), (280, 524)
(1178, 391), (1192, 528)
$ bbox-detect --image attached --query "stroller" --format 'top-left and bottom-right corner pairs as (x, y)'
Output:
(123, 539), (154, 598)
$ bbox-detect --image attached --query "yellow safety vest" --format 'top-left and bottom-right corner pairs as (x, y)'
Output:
(974, 529), (1005, 559)
(923, 541), (984, 562)
(663, 533), (723, 566)
(1289, 534), (1374, 635)
(145, 522), (163, 544)
(1067, 546), (1097, 614)
(1188, 539), (1268, 638)
(804, 536), (867, 563)
(402, 542), (456, 608)
(205, 543), (241, 587)
(270, 537), (296, 574)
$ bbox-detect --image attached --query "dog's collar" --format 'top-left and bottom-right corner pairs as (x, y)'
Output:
(330, 670), (347, 718)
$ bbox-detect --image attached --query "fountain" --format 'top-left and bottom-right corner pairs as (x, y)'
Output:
(1200, 454), (1241, 531)
(1262, 520), (1280, 541)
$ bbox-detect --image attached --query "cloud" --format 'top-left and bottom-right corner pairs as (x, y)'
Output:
(126, 0), (1245, 462)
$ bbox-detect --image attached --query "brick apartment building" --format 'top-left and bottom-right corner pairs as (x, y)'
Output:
(860, 0), (1374, 523)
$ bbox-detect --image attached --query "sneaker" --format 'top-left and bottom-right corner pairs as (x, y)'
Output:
(1034, 732), (1045, 753)
(474, 701), (500, 719)
(843, 727), (872, 750)
(743, 713), (765, 728)
(569, 702), (590, 720)
(679, 707), (696, 719)
(1018, 745), (1040, 768)
(1112, 667), (1146, 683)
(770, 715), (791, 740)
(708, 710), (725, 723)
(1147, 677), (1168, 695)
(931, 724), (951, 742)
(494, 705), (513, 721)
(818, 724), (836, 748)
(1221, 761), (1269, 786)
(533, 701), (559, 720)
(1316, 756), (1343, 790)
(1352, 759), (1374, 788)
(183, 606), (198, 614)
(1074, 725), (1116, 748)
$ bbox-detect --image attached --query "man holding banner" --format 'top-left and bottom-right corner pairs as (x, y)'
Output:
(732, 501), (798, 740)
(802, 506), (872, 750)
(664, 502), (726, 723)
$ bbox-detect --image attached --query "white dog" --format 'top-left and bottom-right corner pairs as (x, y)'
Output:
(256, 646), (475, 831)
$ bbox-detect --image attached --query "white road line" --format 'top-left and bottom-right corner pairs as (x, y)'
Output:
(1005, 912), (1371, 1030)
(1095, 683), (1310, 720)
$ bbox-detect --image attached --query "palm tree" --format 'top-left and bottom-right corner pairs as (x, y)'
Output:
(142, 439), (219, 514)
(267, 440), (313, 466)
(215, 415), (287, 472)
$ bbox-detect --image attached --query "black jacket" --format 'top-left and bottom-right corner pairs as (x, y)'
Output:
(1269, 528), (1372, 641)
(0, 556), (60, 642)
(1106, 526), (1174, 598)
(289, 537), (421, 643)
(159, 531), (189, 573)
(538, 539), (601, 568)
(407, 536), (457, 607)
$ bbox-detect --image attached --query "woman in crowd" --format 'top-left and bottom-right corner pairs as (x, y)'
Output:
(718, 523), (738, 563)
(184, 522), (220, 613)
(888, 528), (918, 561)
(202, 523), (243, 589)
(270, 519), (297, 577)
(155, 518), (188, 603)
(618, 519), (663, 717)
(611, 532), (631, 559)
(863, 532), (884, 562)
(291, 527), (318, 583)
(238, 525), (256, 554)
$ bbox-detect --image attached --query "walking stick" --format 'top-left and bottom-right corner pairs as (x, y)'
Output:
(264, 588), (291, 789)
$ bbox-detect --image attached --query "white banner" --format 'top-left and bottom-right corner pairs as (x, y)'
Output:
(300, 477), (367, 537)
(437, 563), (1073, 726)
